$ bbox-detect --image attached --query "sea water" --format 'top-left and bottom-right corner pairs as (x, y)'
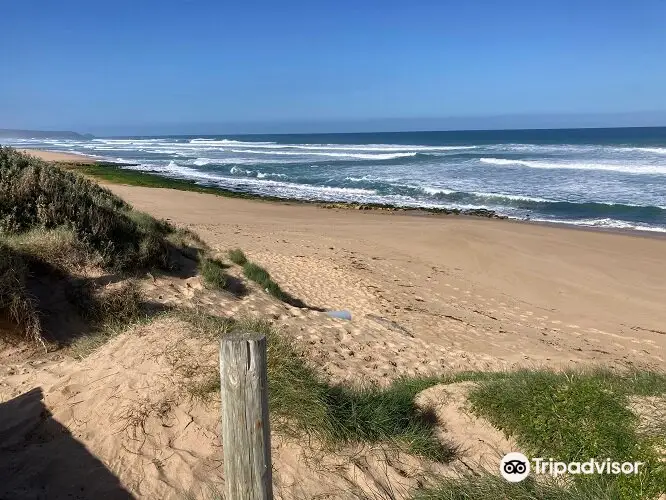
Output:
(5, 127), (666, 232)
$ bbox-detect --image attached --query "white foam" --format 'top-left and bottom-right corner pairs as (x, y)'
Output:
(480, 143), (666, 157)
(230, 149), (417, 160)
(188, 138), (275, 146)
(256, 171), (286, 179)
(529, 217), (666, 233)
(619, 147), (666, 155)
(188, 140), (476, 152)
(261, 144), (475, 152)
(480, 157), (666, 175)
(345, 175), (375, 182)
(142, 161), (223, 182)
(230, 166), (254, 176)
(470, 191), (551, 203)
(414, 186), (456, 196)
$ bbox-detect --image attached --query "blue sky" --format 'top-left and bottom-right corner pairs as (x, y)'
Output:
(1, 0), (666, 134)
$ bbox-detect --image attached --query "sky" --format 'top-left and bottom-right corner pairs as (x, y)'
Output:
(1, 0), (666, 135)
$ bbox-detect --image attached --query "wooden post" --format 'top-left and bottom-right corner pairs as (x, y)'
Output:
(220, 332), (273, 500)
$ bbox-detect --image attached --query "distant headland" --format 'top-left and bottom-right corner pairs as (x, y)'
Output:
(0, 129), (93, 140)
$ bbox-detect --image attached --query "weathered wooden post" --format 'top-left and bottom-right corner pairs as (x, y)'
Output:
(220, 332), (273, 499)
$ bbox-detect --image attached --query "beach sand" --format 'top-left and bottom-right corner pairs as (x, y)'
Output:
(110, 184), (666, 374)
(17, 149), (98, 163)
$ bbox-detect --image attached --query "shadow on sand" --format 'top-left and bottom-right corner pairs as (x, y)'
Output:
(0, 388), (134, 499)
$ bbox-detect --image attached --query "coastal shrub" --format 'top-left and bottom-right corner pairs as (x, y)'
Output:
(199, 257), (228, 290)
(66, 279), (145, 325)
(0, 147), (182, 271)
(0, 147), (207, 343)
(227, 248), (248, 266)
(0, 242), (41, 342)
(5, 227), (93, 271)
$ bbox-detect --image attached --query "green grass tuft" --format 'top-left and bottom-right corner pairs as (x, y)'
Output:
(69, 313), (157, 359)
(227, 248), (247, 266)
(242, 261), (271, 283)
(199, 257), (228, 290)
(66, 279), (145, 326)
(4, 227), (93, 271)
(242, 261), (306, 307)
(173, 307), (235, 340)
(464, 370), (666, 500)
(324, 376), (455, 461)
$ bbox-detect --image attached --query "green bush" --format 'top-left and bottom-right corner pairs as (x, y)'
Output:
(0, 241), (40, 341)
(0, 147), (177, 271)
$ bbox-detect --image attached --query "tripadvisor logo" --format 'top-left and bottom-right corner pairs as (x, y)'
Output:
(500, 452), (644, 482)
(500, 452), (530, 482)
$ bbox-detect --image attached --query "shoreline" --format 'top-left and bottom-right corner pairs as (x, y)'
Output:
(17, 147), (666, 239)
(16, 148), (99, 164)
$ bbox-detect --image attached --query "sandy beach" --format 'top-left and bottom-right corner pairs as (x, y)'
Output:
(2, 148), (666, 498)
(17, 149), (98, 163)
(22, 148), (666, 373)
(105, 183), (666, 374)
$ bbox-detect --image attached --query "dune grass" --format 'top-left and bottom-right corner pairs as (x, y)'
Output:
(68, 313), (158, 360)
(4, 227), (93, 271)
(199, 257), (228, 290)
(242, 261), (307, 307)
(176, 312), (456, 462)
(176, 307), (666, 481)
(417, 370), (666, 500)
(64, 278), (152, 358)
(0, 242), (41, 342)
(227, 248), (248, 266)
(242, 261), (271, 284)
(413, 473), (613, 500)
(66, 279), (145, 325)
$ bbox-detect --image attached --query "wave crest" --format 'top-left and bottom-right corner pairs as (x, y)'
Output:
(480, 157), (666, 175)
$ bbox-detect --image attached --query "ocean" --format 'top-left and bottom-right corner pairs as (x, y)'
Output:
(5, 127), (666, 233)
